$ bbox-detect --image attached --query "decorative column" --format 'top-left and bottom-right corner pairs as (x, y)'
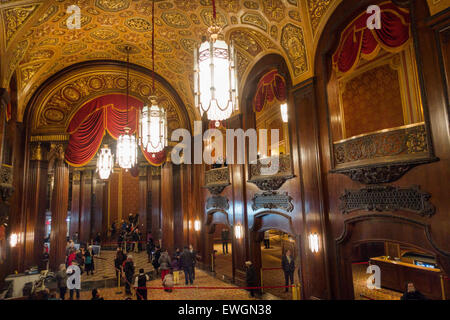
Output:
(24, 143), (48, 268)
(49, 144), (69, 270)
(69, 171), (81, 239)
(138, 166), (148, 235)
(161, 160), (174, 251)
(92, 177), (105, 238)
(79, 169), (93, 243)
(149, 166), (161, 245)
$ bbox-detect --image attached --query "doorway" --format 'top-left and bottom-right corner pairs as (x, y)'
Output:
(350, 241), (447, 300)
(259, 229), (298, 300)
(211, 223), (233, 281)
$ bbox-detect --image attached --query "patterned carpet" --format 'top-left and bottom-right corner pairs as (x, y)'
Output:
(213, 238), (298, 300)
(352, 263), (402, 300)
(77, 268), (256, 300)
(81, 250), (154, 283)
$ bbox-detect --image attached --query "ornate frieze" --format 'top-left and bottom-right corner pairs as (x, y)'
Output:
(206, 195), (230, 211)
(248, 154), (293, 191)
(204, 167), (230, 195)
(339, 185), (435, 217)
(281, 24), (308, 77)
(252, 191), (294, 212)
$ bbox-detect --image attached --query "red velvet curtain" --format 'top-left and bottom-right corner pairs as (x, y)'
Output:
(253, 69), (287, 113)
(65, 94), (166, 167)
(332, 2), (411, 74)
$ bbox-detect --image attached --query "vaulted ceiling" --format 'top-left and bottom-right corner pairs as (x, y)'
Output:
(0, 0), (444, 124)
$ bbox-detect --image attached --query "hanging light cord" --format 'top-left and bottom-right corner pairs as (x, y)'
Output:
(152, 0), (155, 94)
(126, 47), (130, 129)
(212, 0), (217, 21)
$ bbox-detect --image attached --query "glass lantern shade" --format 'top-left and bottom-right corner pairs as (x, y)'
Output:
(96, 145), (114, 180)
(194, 36), (238, 125)
(116, 128), (138, 170)
(280, 103), (288, 123)
(140, 100), (167, 154)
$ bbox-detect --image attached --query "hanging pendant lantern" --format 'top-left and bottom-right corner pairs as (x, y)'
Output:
(140, 96), (167, 154)
(96, 144), (114, 180)
(117, 127), (138, 170)
(193, 0), (238, 127)
(117, 46), (138, 170)
(139, 0), (167, 155)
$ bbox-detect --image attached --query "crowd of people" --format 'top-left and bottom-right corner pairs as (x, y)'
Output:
(113, 241), (201, 300)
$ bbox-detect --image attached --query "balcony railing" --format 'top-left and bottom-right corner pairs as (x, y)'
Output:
(204, 166), (230, 195)
(248, 154), (293, 191)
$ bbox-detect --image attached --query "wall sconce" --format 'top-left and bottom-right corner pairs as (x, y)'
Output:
(10, 233), (18, 248)
(234, 224), (243, 239)
(309, 233), (319, 253)
(280, 103), (288, 123)
(194, 220), (201, 232)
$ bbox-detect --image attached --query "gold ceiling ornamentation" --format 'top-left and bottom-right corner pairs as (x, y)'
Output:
(29, 66), (187, 138)
(281, 23), (308, 77)
(307, 0), (333, 35)
(241, 12), (268, 32)
(3, 3), (40, 46)
(261, 0), (285, 22)
(95, 0), (130, 12)
(1, 0), (350, 121)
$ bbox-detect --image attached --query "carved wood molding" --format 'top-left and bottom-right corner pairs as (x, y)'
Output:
(252, 191), (294, 212)
(332, 157), (439, 184)
(204, 167), (230, 195)
(0, 165), (14, 202)
(248, 154), (294, 191)
(206, 195), (230, 212)
(339, 185), (435, 217)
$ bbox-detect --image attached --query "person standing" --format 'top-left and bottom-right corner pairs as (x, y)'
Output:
(401, 282), (427, 300)
(281, 249), (295, 292)
(245, 261), (258, 298)
(221, 228), (230, 254)
(85, 246), (95, 276)
(180, 247), (194, 285)
(56, 264), (68, 300)
(114, 248), (126, 283)
(189, 245), (199, 280)
(264, 231), (270, 249)
(158, 249), (172, 281)
(152, 246), (161, 275)
(134, 268), (149, 300)
(123, 255), (135, 295)
(91, 288), (104, 300)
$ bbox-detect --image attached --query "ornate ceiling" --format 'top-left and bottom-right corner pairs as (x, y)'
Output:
(0, 0), (443, 125)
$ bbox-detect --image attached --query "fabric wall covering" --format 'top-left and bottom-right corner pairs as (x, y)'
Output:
(65, 94), (165, 167)
(253, 69), (287, 113)
(332, 1), (411, 74)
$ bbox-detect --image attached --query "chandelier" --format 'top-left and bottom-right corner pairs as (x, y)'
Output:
(117, 46), (138, 170)
(139, 0), (167, 154)
(96, 145), (114, 180)
(193, 0), (238, 127)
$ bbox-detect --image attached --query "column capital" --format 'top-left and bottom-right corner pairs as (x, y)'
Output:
(49, 143), (65, 162)
(30, 142), (46, 161)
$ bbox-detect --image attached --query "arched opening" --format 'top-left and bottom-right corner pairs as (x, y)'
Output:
(251, 212), (300, 300)
(350, 240), (445, 300)
(206, 210), (233, 282)
(336, 215), (450, 300)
